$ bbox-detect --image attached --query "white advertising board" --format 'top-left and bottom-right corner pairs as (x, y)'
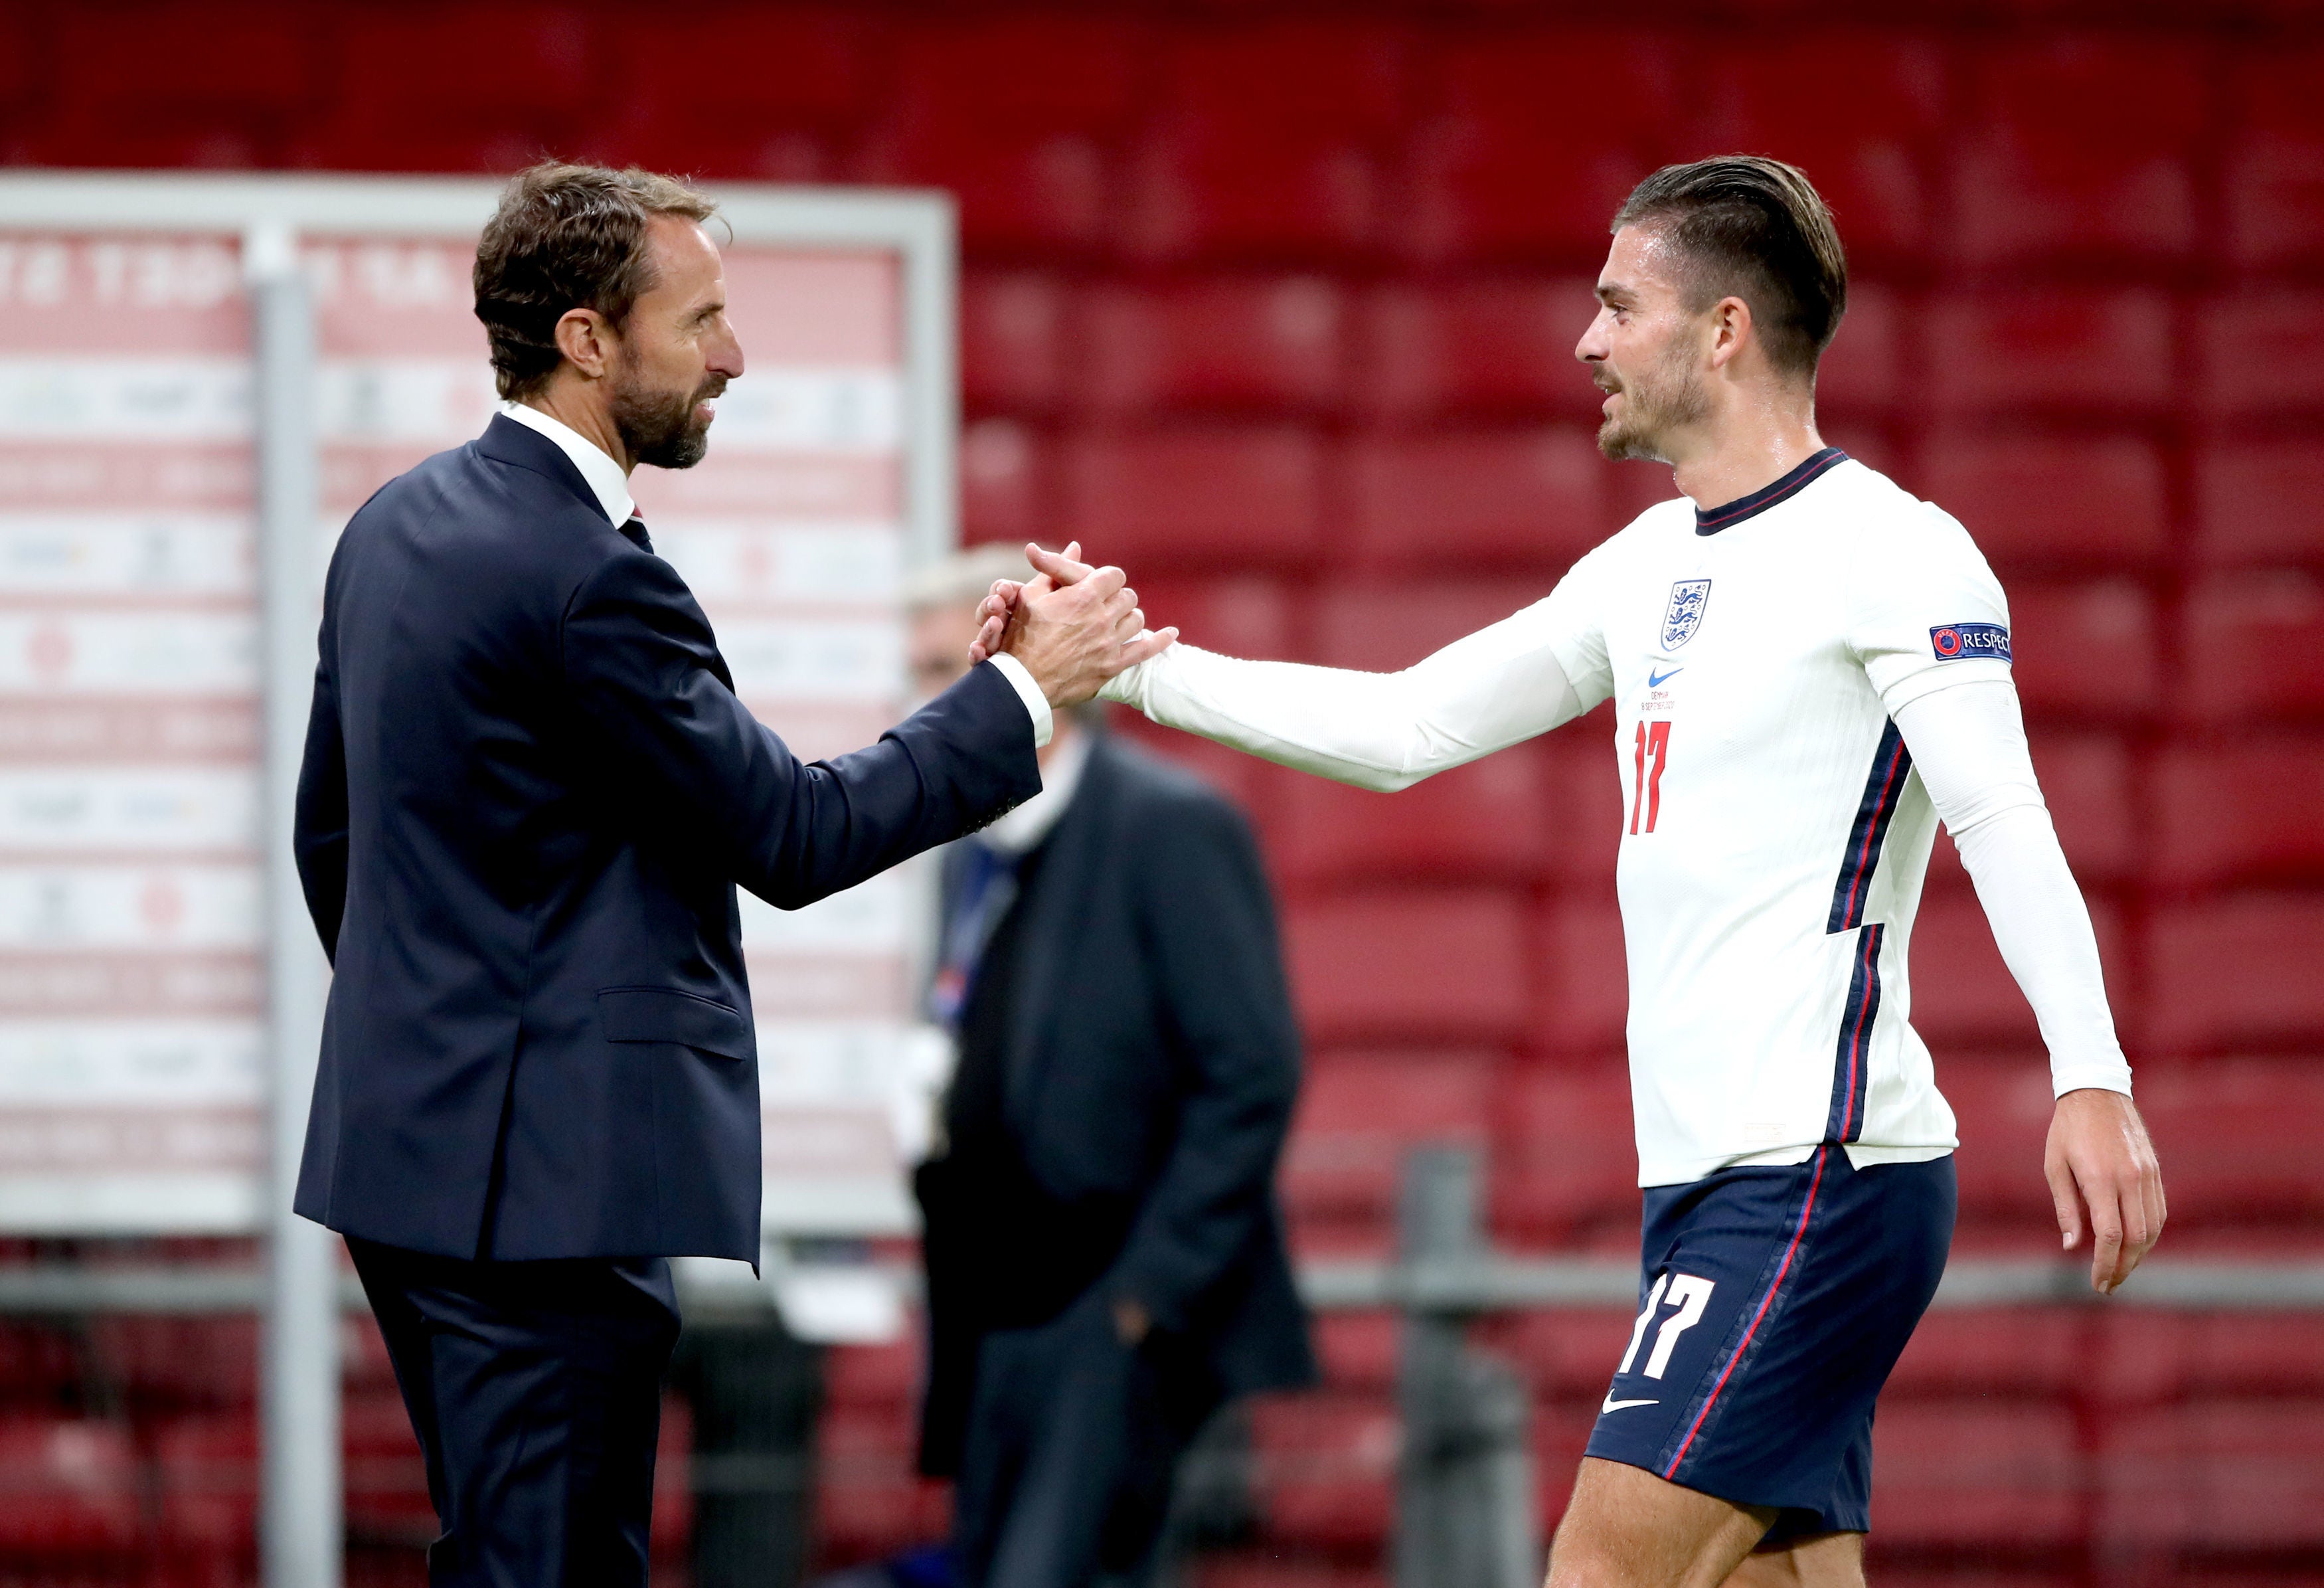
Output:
(0, 175), (956, 1238)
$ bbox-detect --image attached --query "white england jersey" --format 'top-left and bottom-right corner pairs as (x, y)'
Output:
(1105, 448), (2108, 1187)
(1533, 449), (2008, 1182)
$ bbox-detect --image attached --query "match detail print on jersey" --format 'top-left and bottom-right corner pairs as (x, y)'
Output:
(1929, 621), (2011, 662)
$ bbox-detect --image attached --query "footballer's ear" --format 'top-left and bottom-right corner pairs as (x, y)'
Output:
(1705, 295), (1754, 369)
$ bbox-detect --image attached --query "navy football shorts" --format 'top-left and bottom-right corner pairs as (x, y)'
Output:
(1584, 1145), (1955, 1542)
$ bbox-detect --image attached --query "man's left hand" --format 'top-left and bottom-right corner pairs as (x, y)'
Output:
(2046, 1088), (2166, 1294)
(1112, 1297), (1151, 1346)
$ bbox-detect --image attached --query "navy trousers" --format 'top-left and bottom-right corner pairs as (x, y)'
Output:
(348, 1238), (683, 1587)
(952, 1291), (1208, 1588)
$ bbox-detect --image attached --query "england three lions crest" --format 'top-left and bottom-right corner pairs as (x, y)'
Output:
(1661, 579), (1712, 650)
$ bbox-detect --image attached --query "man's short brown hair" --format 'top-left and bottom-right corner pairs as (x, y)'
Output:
(473, 162), (718, 402)
(1612, 156), (1847, 381)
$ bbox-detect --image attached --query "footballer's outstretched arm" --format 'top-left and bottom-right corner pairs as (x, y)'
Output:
(1893, 679), (2165, 1294)
(975, 545), (1603, 791)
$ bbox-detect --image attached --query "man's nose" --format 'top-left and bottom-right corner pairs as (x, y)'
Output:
(710, 326), (744, 380)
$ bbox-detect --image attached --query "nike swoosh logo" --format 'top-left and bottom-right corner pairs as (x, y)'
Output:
(1600, 1396), (1659, 1415)
(1647, 667), (1682, 688)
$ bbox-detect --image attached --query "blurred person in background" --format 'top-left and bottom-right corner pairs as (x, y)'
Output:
(900, 546), (1315, 1588)
(979, 157), (2166, 1588)
(291, 163), (1159, 1588)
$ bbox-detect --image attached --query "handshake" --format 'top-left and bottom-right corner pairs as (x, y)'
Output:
(965, 542), (1177, 707)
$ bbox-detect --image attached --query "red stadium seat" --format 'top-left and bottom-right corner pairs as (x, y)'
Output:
(2146, 898), (2324, 1053)
(1247, 1392), (1398, 1549)
(1868, 1402), (2084, 1549)
(1489, 1066), (1639, 1245)
(861, 17), (1142, 254)
(1061, 426), (1325, 567)
(1403, 32), (1675, 265)
(2032, 733), (2137, 881)
(1535, 893), (1628, 1056)
(1285, 893), (1534, 1043)
(1479, 1312), (1635, 1402)
(959, 420), (1050, 547)
(1347, 430), (1608, 569)
(2099, 1402), (2324, 1550)
(0, 1323), (82, 1410)
(2224, 49), (2324, 270)
(1274, 743), (1554, 887)
(1925, 291), (2176, 416)
(822, 1340), (922, 1411)
(294, 7), (596, 173)
(961, 272), (1066, 413)
(1194, 1557), (1381, 1588)
(2153, 737), (2324, 887)
(1353, 280), (1604, 423)
(1123, 23), (1405, 262)
(1281, 1051), (1495, 1229)
(1931, 1055), (2054, 1225)
(1910, 895), (2129, 1051)
(815, 1402), (949, 1563)
(1080, 279), (1346, 414)
(2193, 440), (2324, 569)
(2195, 292), (2324, 421)
(25, 5), (317, 168)
(590, 7), (869, 182)
(2134, 1060), (2324, 1229)
(89, 1316), (257, 1411)
(1886, 1309), (2086, 1398)
(1131, 574), (1297, 662)
(155, 1412), (257, 1565)
(1539, 722), (1624, 885)
(1309, 1313), (1398, 1393)
(1695, 35), (1946, 263)
(2003, 580), (2165, 721)
(1914, 434), (2170, 572)
(1815, 284), (1904, 418)
(2179, 573), (2324, 723)
(2101, 1311), (2324, 1399)
(1948, 39), (2206, 266)
(1312, 579), (1556, 671)
(0, 1415), (143, 1559)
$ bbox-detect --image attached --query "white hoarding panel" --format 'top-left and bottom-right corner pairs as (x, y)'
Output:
(0, 197), (944, 1236)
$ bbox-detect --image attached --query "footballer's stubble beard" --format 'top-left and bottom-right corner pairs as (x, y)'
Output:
(611, 365), (726, 472)
(1594, 338), (1711, 464)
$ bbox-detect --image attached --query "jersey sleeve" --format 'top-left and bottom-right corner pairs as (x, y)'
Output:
(1099, 547), (1614, 792)
(1847, 502), (2016, 713)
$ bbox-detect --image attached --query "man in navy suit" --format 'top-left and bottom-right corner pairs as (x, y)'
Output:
(292, 163), (1169, 1587)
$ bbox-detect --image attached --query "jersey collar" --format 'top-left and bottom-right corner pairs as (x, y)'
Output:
(1694, 447), (1849, 536)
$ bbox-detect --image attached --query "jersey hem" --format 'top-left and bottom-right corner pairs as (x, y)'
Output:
(1637, 1140), (1958, 1187)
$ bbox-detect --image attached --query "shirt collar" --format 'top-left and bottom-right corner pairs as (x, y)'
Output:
(498, 401), (635, 528)
(1693, 447), (1849, 536)
(979, 730), (1094, 856)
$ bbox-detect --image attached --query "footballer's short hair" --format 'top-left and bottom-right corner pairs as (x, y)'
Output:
(1612, 156), (1847, 381)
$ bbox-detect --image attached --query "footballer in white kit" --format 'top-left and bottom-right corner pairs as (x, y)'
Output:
(979, 156), (2166, 1585)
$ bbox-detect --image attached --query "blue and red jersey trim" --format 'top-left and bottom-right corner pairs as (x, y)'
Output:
(1695, 448), (1849, 535)
(1827, 721), (1912, 934)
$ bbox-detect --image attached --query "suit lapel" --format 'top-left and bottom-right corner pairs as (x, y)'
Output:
(1002, 738), (1120, 1120)
(473, 413), (612, 523)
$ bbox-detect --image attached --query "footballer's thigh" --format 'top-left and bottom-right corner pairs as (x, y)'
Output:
(1545, 1456), (1772, 1588)
(1722, 1531), (1866, 1588)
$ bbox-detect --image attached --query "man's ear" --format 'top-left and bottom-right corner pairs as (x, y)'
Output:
(552, 307), (614, 381)
(1706, 296), (1754, 372)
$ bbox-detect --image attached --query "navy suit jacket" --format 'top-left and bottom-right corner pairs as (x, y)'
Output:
(293, 414), (1041, 1263)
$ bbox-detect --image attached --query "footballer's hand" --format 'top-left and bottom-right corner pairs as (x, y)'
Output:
(968, 543), (1177, 685)
(2046, 1088), (2166, 1294)
(981, 547), (1173, 708)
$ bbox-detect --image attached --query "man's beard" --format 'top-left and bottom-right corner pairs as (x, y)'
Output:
(1595, 348), (1710, 463)
(610, 369), (723, 470)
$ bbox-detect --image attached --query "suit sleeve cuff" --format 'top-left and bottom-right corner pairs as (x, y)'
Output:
(985, 652), (1052, 750)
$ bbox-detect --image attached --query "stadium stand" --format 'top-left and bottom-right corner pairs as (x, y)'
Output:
(4, 5), (2323, 1582)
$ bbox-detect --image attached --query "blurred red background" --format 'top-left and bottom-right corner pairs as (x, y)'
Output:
(3, 3), (2322, 1585)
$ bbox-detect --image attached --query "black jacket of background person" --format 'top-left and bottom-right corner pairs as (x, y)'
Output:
(291, 414), (1040, 1263)
(917, 735), (1317, 1475)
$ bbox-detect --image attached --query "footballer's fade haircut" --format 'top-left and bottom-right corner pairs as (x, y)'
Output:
(1612, 155), (1847, 381)
(473, 161), (718, 402)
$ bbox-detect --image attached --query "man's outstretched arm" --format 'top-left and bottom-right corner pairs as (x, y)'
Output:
(977, 543), (1607, 790)
(1894, 679), (2166, 1294)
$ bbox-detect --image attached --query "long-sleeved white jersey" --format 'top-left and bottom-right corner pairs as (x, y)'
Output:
(1103, 450), (2132, 1186)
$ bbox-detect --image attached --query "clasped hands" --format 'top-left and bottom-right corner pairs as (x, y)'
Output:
(967, 542), (1175, 707)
